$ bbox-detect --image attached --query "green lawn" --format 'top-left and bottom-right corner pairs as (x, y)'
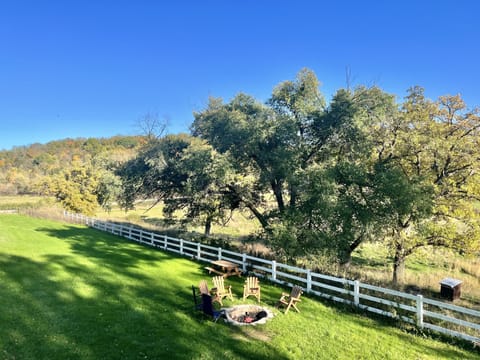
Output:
(0, 214), (478, 360)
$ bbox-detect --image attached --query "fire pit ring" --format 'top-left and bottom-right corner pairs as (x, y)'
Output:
(223, 304), (274, 326)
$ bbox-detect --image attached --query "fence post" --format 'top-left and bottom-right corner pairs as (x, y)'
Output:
(416, 294), (424, 328)
(180, 239), (184, 255)
(271, 260), (277, 281)
(242, 253), (247, 273)
(197, 243), (201, 260)
(218, 247), (222, 260)
(307, 270), (312, 293)
(354, 280), (360, 306)
(163, 235), (168, 250)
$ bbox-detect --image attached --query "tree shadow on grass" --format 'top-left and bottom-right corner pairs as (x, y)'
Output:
(36, 225), (162, 270)
(1, 226), (288, 359)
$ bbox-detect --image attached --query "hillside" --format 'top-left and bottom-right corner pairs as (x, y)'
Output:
(0, 135), (145, 195)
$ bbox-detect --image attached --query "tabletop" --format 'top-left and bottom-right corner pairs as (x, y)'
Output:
(211, 260), (239, 269)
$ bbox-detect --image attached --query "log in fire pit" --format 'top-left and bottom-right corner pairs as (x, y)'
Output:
(224, 305), (274, 326)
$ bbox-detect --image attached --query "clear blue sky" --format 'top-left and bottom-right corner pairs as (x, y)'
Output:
(1, 1), (478, 150)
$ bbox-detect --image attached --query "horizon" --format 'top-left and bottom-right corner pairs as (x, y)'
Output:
(1, 1), (479, 151)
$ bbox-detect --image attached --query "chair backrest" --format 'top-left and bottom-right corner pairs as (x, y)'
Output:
(212, 276), (225, 292)
(192, 285), (201, 309)
(199, 280), (209, 295)
(291, 286), (303, 299)
(201, 293), (215, 316)
(246, 276), (259, 289)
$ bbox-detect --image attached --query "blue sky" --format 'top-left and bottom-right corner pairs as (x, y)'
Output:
(1, 1), (479, 150)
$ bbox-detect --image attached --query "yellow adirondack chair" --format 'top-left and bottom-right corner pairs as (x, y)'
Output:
(243, 276), (261, 302)
(211, 276), (233, 306)
(198, 280), (210, 295)
(199, 279), (223, 306)
(277, 286), (303, 313)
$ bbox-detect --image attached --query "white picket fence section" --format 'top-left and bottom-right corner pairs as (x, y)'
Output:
(64, 211), (480, 344)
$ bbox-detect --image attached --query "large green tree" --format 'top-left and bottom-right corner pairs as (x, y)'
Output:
(118, 134), (236, 235)
(266, 86), (433, 266)
(191, 69), (331, 230)
(191, 71), (416, 265)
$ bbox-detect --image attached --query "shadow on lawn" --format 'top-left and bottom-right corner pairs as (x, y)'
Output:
(0, 225), (287, 359)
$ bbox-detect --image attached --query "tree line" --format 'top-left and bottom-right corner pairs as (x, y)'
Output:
(0, 136), (143, 211)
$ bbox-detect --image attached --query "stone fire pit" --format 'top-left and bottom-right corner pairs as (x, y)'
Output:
(224, 304), (274, 326)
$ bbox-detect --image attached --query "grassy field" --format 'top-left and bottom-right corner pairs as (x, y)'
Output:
(1, 214), (479, 359)
(2, 195), (479, 306)
(0, 195), (52, 210)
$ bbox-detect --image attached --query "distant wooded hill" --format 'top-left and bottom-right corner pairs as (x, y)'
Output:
(0, 135), (145, 195)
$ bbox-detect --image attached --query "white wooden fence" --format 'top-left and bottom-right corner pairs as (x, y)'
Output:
(0, 209), (19, 214)
(64, 211), (480, 344)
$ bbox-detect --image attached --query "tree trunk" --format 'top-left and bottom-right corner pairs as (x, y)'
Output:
(339, 236), (363, 270)
(246, 203), (270, 229)
(271, 179), (285, 213)
(392, 248), (405, 285)
(339, 255), (352, 270)
(289, 183), (297, 208)
(226, 183), (270, 229)
(204, 216), (212, 236)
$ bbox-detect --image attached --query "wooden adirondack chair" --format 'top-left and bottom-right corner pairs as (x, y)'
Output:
(211, 276), (233, 306)
(277, 286), (303, 314)
(200, 278), (223, 305)
(198, 280), (210, 295)
(243, 276), (261, 302)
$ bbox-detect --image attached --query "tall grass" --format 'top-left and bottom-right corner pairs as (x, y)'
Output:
(0, 195), (53, 210)
(347, 243), (480, 309)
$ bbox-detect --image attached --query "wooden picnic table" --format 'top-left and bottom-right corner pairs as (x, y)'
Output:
(205, 260), (242, 278)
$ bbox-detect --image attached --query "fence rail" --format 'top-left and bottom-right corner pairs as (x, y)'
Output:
(0, 209), (19, 214)
(65, 211), (480, 344)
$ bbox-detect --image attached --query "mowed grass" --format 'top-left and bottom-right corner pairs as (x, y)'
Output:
(0, 215), (478, 360)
